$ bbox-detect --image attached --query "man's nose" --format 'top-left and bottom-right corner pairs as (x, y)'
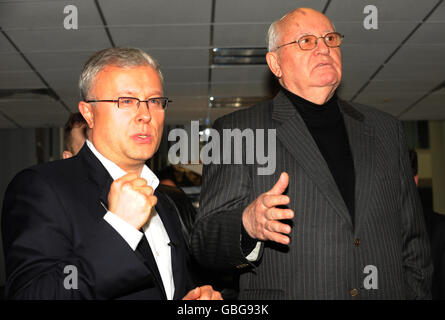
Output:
(315, 37), (330, 55)
(135, 101), (152, 123)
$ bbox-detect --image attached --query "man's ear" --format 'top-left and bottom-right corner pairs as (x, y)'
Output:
(78, 101), (94, 129)
(62, 151), (73, 159)
(266, 51), (282, 78)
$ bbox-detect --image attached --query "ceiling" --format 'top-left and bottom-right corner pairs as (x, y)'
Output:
(0, 0), (444, 128)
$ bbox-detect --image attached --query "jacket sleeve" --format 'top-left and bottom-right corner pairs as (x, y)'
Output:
(1, 169), (152, 300)
(191, 117), (261, 271)
(397, 121), (433, 299)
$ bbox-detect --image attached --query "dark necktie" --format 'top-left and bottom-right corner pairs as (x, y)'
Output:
(135, 229), (167, 298)
(136, 230), (153, 262)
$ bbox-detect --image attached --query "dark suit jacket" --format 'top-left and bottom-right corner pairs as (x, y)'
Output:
(1, 144), (193, 299)
(191, 91), (433, 299)
(157, 184), (196, 251)
(424, 209), (445, 300)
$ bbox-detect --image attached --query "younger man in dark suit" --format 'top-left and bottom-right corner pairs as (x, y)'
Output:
(2, 47), (221, 300)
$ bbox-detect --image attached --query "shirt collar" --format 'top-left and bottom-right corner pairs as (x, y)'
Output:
(86, 139), (159, 191)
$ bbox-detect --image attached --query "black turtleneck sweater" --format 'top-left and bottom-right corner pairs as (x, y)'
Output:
(282, 87), (356, 224)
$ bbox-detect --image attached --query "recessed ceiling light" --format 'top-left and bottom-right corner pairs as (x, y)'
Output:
(211, 47), (267, 65)
(208, 96), (272, 108)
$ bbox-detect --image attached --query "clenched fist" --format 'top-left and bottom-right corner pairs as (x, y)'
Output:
(108, 173), (157, 230)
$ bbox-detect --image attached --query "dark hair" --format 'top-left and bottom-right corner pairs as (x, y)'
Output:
(409, 149), (418, 176)
(64, 112), (88, 153)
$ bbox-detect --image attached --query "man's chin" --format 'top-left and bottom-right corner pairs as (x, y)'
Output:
(128, 148), (156, 163)
(312, 75), (340, 88)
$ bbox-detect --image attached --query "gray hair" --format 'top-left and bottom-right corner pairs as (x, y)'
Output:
(267, 19), (281, 52)
(267, 11), (290, 52)
(79, 47), (163, 100)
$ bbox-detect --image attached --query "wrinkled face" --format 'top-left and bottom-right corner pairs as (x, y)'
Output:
(267, 9), (342, 94)
(81, 65), (164, 169)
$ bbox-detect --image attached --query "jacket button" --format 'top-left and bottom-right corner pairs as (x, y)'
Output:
(354, 238), (360, 246)
(350, 288), (359, 297)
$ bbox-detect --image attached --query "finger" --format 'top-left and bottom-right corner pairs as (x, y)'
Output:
(267, 172), (289, 195)
(114, 173), (138, 185)
(135, 185), (154, 197)
(197, 286), (213, 300)
(116, 177), (148, 193)
(265, 220), (292, 234)
(212, 291), (223, 300)
(131, 178), (148, 188)
(182, 287), (200, 300)
(265, 230), (291, 245)
(262, 194), (290, 208)
(133, 190), (157, 208)
(147, 195), (157, 207)
(265, 207), (294, 221)
(110, 173), (138, 191)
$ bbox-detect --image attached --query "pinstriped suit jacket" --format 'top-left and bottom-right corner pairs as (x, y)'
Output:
(191, 91), (432, 299)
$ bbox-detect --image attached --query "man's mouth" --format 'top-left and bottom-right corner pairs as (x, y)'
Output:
(131, 134), (152, 143)
(315, 63), (332, 68)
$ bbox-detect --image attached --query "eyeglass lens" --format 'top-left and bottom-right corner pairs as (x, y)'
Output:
(117, 97), (168, 110)
(299, 33), (342, 50)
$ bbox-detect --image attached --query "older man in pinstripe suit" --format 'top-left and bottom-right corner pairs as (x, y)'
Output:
(191, 8), (432, 299)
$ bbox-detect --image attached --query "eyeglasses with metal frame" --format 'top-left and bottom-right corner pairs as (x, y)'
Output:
(274, 32), (344, 51)
(85, 96), (172, 111)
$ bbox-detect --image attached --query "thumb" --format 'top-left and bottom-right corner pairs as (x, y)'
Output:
(182, 287), (200, 300)
(268, 172), (289, 195)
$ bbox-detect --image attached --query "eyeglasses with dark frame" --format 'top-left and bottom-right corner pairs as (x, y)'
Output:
(274, 32), (344, 51)
(85, 96), (172, 111)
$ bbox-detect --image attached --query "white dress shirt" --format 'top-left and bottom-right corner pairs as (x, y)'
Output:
(86, 140), (175, 300)
(246, 241), (263, 261)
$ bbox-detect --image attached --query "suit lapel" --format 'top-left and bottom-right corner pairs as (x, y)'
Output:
(76, 144), (114, 220)
(272, 92), (352, 228)
(339, 100), (375, 233)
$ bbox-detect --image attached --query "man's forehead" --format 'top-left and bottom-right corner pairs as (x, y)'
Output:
(281, 8), (333, 31)
(93, 64), (162, 90)
(98, 64), (155, 76)
(285, 7), (328, 20)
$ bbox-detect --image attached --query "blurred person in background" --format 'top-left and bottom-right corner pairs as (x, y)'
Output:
(409, 149), (445, 300)
(62, 112), (88, 159)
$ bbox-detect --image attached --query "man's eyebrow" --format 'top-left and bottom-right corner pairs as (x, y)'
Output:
(118, 90), (137, 96)
(118, 90), (163, 97)
(298, 30), (335, 36)
(148, 91), (163, 97)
